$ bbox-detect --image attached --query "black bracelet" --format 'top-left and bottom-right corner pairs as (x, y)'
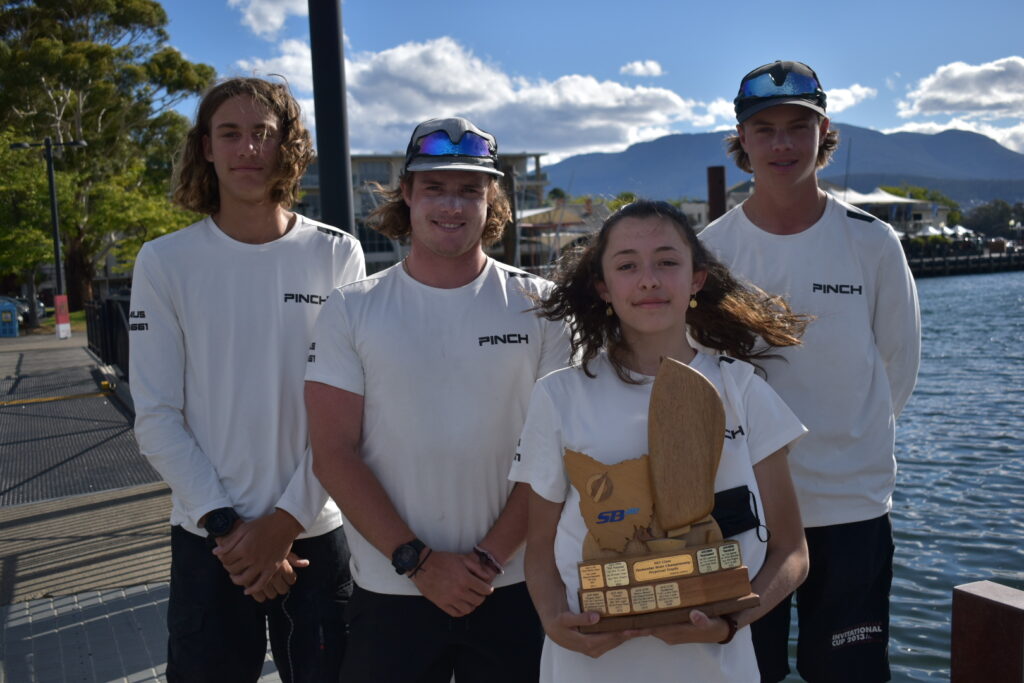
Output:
(718, 614), (739, 644)
(409, 548), (432, 579)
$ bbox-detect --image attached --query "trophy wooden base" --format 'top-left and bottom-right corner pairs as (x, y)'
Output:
(579, 591), (760, 633)
(576, 539), (758, 634)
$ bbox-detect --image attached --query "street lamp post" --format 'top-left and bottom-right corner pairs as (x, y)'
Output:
(9, 136), (87, 338)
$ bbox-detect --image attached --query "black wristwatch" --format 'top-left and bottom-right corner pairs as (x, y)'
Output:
(391, 538), (426, 575)
(202, 507), (240, 538)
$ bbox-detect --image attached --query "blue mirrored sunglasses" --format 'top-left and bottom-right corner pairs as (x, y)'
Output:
(414, 130), (494, 158)
(739, 71), (822, 99)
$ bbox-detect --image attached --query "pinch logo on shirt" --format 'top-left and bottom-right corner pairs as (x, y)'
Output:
(811, 283), (863, 295)
(283, 293), (328, 305)
(477, 333), (529, 347)
(724, 425), (746, 440)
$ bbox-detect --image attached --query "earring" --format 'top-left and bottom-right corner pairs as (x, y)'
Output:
(689, 295), (698, 309)
(606, 304), (614, 317)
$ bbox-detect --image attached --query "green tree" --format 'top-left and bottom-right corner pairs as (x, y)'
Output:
(0, 129), (55, 326)
(0, 0), (215, 308)
(547, 187), (568, 202)
(963, 199), (1017, 238)
(881, 184), (962, 226)
(608, 191), (638, 212)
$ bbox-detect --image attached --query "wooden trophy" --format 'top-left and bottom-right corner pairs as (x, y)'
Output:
(565, 357), (759, 633)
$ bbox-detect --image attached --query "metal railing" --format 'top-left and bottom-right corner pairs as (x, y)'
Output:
(84, 295), (131, 381)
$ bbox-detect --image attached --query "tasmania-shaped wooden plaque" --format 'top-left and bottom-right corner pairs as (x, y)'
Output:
(569, 357), (759, 633)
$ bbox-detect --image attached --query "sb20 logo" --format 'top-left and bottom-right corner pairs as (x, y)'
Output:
(596, 507), (640, 524)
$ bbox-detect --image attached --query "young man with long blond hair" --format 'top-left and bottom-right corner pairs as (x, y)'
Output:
(305, 117), (569, 682)
(129, 77), (365, 682)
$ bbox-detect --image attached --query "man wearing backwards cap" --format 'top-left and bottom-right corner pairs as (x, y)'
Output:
(305, 116), (569, 681)
(699, 61), (920, 682)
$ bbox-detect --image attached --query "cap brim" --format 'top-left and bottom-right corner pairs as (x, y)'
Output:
(737, 98), (826, 123)
(405, 159), (504, 177)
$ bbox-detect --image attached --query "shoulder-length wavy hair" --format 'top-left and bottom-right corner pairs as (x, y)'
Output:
(366, 171), (512, 247)
(725, 115), (839, 174)
(536, 200), (811, 383)
(172, 77), (314, 214)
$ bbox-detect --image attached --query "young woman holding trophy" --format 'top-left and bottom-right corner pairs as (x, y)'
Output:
(510, 200), (811, 682)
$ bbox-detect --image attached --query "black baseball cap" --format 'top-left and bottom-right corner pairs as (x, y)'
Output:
(734, 61), (827, 123)
(403, 117), (504, 177)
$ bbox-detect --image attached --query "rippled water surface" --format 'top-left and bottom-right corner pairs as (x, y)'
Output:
(889, 270), (1024, 680)
(781, 270), (1024, 681)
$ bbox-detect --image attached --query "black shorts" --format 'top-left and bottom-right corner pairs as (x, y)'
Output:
(166, 525), (351, 683)
(751, 514), (894, 683)
(342, 581), (543, 683)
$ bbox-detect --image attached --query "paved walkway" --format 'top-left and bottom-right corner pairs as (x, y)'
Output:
(0, 333), (280, 682)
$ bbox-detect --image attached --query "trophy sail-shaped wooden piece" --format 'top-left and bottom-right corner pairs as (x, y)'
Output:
(649, 356), (725, 543)
(573, 356), (759, 633)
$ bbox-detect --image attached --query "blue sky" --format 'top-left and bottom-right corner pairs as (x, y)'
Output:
(162, 0), (1024, 162)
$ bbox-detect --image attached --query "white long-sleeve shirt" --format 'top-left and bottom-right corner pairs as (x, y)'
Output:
(129, 215), (365, 537)
(699, 195), (921, 527)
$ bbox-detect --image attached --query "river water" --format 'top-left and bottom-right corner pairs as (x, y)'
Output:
(778, 270), (1024, 680)
(886, 269), (1024, 680)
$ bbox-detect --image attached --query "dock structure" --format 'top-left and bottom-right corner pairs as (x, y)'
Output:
(951, 581), (1024, 683)
(908, 252), (1024, 278)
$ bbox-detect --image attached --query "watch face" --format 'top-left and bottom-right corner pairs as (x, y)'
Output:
(206, 510), (234, 536)
(394, 544), (419, 572)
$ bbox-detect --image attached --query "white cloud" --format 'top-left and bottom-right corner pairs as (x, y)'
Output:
(235, 39), (314, 92)
(619, 60), (664, 77)
(688, 97), (735, 128)
(236, 36), (719, 160)
(826, 84), (877, 113)
(898, 56), (1024, 119)
(884, 117), (1024, 153)
(228, 0), (307, 38)
(885, 72), (901, 91)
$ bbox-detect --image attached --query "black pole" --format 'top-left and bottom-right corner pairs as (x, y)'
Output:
(44, 137), (66, 296)
(707, 166), (726, 223)
(308, 0), (355, 233)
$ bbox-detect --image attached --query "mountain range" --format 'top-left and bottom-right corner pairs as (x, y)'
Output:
(543, 124), (1024, 206)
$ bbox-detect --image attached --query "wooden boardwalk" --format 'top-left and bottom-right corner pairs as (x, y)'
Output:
(908, 251), (1024, 278)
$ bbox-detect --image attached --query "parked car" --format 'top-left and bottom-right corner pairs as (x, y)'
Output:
(16, 296), (47, 319)
(0, 296), (29, 326)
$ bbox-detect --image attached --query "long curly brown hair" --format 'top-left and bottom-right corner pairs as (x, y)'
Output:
(172, 77), (314, 214)
(367, 172), (512, 247)
(536, 200), (811, 382)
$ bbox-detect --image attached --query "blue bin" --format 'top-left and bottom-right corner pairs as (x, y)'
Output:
(0, 300), (19, 337)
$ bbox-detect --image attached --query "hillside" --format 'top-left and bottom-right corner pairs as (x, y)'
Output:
(544, 124), (1024, 204)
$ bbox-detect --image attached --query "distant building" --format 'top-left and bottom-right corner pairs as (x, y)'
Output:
(725, 179), (950, 236)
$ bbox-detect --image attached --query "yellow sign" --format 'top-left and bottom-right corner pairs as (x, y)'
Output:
(579, 564), (604, 590)
(696, 547), (720, 574)
(581, 591), (607, 614)
(656, 582), (682, 609)
(604, 561), (629, 587)
(607, 589), (631, 615)
(720, 542), (742, 569)
(633, 554), (695, 582)
(630, 585), (657, 612)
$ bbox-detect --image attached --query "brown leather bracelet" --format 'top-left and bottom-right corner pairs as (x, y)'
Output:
(408, 548), (432, 579)
(718, 614), (739, 644)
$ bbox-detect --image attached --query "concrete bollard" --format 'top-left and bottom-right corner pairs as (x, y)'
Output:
(951, 580), (1024, 682)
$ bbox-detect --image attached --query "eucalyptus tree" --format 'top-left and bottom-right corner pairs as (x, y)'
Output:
(0, 0), (215, 308)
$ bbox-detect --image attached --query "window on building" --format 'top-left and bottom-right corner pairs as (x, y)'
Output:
(354, 161), (391, 186)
